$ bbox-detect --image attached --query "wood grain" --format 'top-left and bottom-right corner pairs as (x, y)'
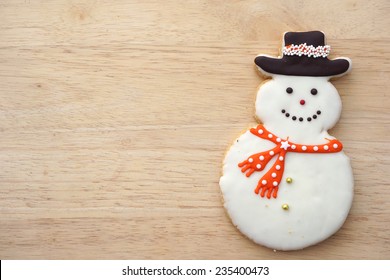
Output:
(0, 0), (389, 259)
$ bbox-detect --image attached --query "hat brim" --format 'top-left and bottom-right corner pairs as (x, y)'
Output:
(254, 55), (351, 77)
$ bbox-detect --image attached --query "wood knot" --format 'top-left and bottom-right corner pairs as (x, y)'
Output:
(68, 1), (96, 22)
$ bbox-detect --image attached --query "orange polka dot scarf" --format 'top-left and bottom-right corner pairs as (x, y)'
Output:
(238, 124), (343, 199)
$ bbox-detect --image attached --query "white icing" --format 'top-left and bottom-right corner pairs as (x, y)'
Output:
(281, 141), (290, 150)
(220, 72), (354, 251)
(255, 75), (342, 144)
(220, 131), (354, 250)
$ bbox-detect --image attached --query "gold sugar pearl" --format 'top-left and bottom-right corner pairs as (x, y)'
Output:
(286, 177), (293, 184)
(282, 204), (289, 210)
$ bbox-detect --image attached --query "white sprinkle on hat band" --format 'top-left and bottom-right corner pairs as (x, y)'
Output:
(282, 43), (331, 58)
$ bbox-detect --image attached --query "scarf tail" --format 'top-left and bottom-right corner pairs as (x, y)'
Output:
(254, 150), (286, 199)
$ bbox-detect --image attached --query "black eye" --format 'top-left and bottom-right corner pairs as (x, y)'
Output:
(311, 88), (318, 95)
(286, 87), (293, 94)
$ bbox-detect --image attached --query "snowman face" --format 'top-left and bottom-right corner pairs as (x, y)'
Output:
(255, 75), (342, 134)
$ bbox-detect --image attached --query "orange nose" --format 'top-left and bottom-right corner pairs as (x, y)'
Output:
(300, 99), (306, 105)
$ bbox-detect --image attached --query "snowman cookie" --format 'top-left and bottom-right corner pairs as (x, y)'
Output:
(220, 31), (354, 251)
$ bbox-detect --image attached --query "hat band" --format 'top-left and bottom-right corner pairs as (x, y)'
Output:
(283, 43), (331, 58)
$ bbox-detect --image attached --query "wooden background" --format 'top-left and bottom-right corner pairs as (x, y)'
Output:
(0, 0), (389, 259)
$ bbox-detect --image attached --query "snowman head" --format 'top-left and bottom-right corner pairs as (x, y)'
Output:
(255, 75), (343, 134)
(254, 31), (351, 138)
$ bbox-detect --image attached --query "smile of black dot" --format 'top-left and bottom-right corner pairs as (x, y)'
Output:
(281, 109), (322, 122)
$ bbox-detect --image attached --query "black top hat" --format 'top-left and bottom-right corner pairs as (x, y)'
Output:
(254, 31), (351, 77)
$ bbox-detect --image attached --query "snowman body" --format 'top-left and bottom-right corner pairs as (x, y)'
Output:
(220, 75), (354, 250)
